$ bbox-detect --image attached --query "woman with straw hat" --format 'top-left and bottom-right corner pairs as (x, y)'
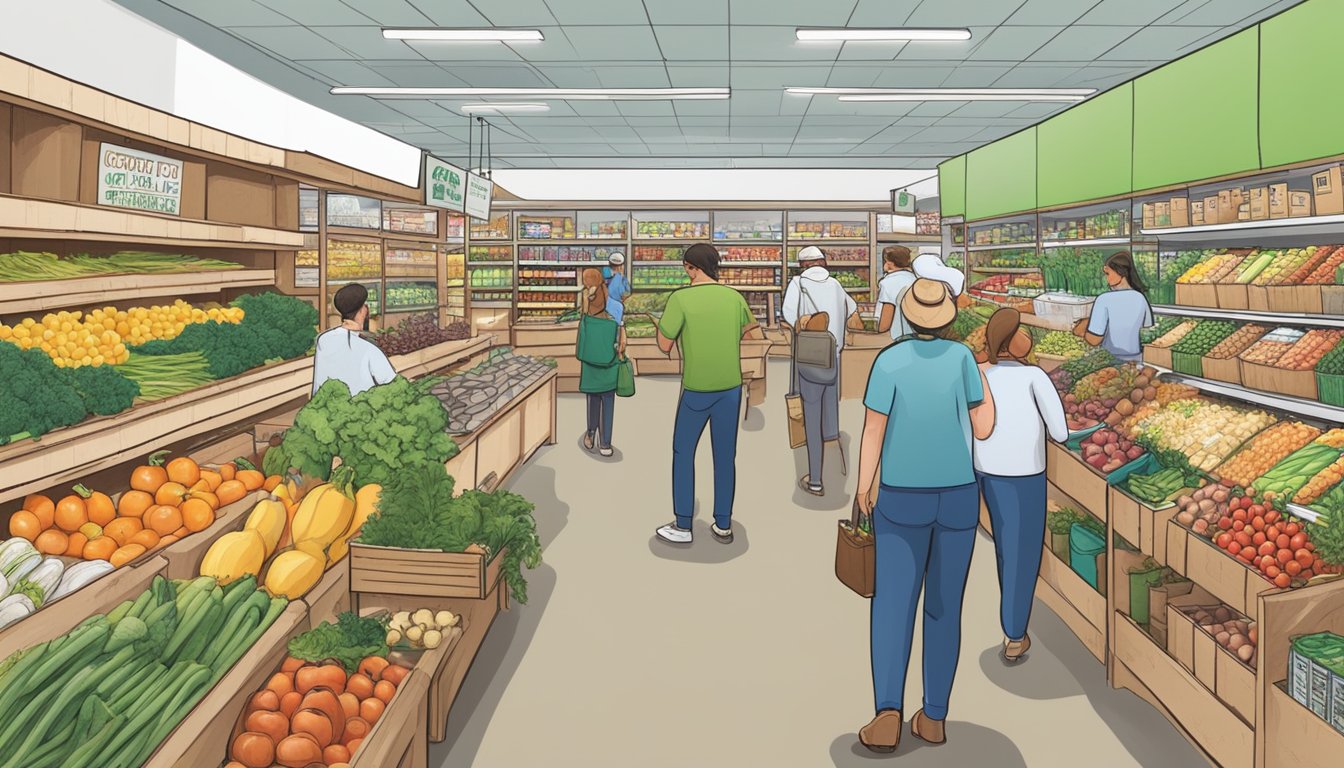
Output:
(854, 278), (997, 754)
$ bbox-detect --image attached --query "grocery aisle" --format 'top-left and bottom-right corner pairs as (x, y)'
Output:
(430, 359), (1210, 768)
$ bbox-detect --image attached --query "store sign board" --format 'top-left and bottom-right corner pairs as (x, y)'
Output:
(465, 173), (494, 220)
(891, 189), (916, 215)
(424, 155), (466, 213)
(96, 143), (183, 216)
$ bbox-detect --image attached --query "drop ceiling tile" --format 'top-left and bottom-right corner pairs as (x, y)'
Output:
(616, 100), (677, 117)
(727, 0), (856, 25)
(676, 116), (732, 126)
(824, 66), (888, 87)
(335, 0), (433, 25)
(404, 39), (524, 61)
(645, 0), (728, 24)
(621, 116), (677, 126)
(966, 26), (1063, 62)
(730, 125), (803, 140)
(256, 0), (371, 23)
(542, 0), (650, 24)
(872, 65), (957, 87)
(863, 124), (923, 143)
(1029, 26), (1141, 62)
(731, 26), (841, 62)
(1176, 0), (1293, 25)
(471, 0), (558, 26)
(590, 66), (671, 87)
(665, 65), (731, 87)
(566, 100), (623, 116)
(1078, 0), (1183, 25)
(906, 0), (1028, 27)
(593, 125), (644, 143)
(805, 115), (903, 126)
(373, 98), (459, 118)
(292, 59), (395, 85)
(542, 143), (619, 154)
(847, 0), (922, 25)
(365, 63), (469, 87)
(906, 101), (964, 118)
(164, 0), (290, 25)
(652, 25), (729, 60)
(918, 124), (987, 142)
(992, 64), (1081, 87)
(311, 26), (425, 59)
(1002, 0), (1095, 25)
(1056, 65), (1148, 88)
(530, 65), (603, 87)
(730, 89), (784, 115)
(559, 26), (661, 60)
(835, 41), (910, 62)
(731, 65), (831, 90)
(896, 38), (981, 61)
(940, 65), (1013, 87)
(1102, 26), (1225, 59)
(672, 100), (731, 116)
(521, 125), (608, 140)
(944, 101), (1027, 118)
(444, 64), (550, 87)
(1006, 102), (1073, 119)
(230, 26), (351, 58)
(508, 28), (581, 61)
(793, 124), (877, 143)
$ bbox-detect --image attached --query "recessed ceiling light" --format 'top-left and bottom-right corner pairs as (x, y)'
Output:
(382, 28), (544, 42)
(796, 28), (970, 42)
(460, 103), (551, 113)
(786, 87), (1093, 102)
(330, 87), (730, 100)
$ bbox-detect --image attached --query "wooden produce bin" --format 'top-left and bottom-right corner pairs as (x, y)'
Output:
(1109, 485), (1180, 567)
(512, 322), (578, 392)
(1046, 443), (1109, 521)
(1175, 283), (1219, 309)
(350, 544), (505, 601)
(391, 335), (493, 380)
(1217, 283), (1250, 311)
(1039, 543), (1107, 663)
(1143, 343), (1174, 370)
(841, 329), (890, 401)
(443, 368), (557, 493)
(1165, 520), (1276, 620)
(301, 563), (352, 630)
(1202, 353), (1244, 386)
(741, 338), (772, 408)
(1257, 577), (1344, 768)
(350, 664), (433, 768)
(1266, 284), (1324, 315)
(1241, 359), (1318, 401)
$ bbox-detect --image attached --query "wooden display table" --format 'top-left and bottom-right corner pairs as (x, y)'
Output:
(511, 321), (579, 392)
(444, 368), (558, 493)
(841, 329), (891, 400)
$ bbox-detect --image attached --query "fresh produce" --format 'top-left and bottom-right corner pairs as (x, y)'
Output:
(383, 282), (437, 309)
(1177, 251), (1247, 284)
(1207, 324), (1269, 359)
(1079, 428), (1145, 473)
(287, 611), (389, 672)
(1252, 441), (1343, 499)
(1283, 245), (1337, 284)
(0, 250), (244, 282)
(132, 292), (318, 380)
(1215, 422), (1322, 488)
(1175, 483), (1233, 536)
(0, 301), (243, 368)
(1127, 466), (1200, 505)
(1239, 327), (1305, 365)
(1316, 337), (1344, 376)
(949, 308), (987, 342)
(1306, 484), (1344, 568)
(1170, 320), (1237, 356)
(1047, 506), (1087, 536)
(429, 348), (557, 435)
(1039, 248), (1106, 295)
(385, 607), (460, 650)
(0, 343), (112, 443)
(1207, 495), (1329, 587)
(1278, 329), (1344, 371)
(359, 465), (542, 603)
(1304, 245), (1344, 284)
(1293, 454), (1344, 505)
(625, 292), (671, 316)
(113, 352), (213, 401)
(1151, 251), (1206, 305)
(1181, 603), (1257, 667)
(370, 314), (469, 356)
(1140, 315), (1182, 346)
(625, 316), (657, 339)
(0, 574), (288, 768)
(1059, 348), (1120, 387)
(1232, 250), (1276, 284)
(0, 540), (105, 626)
(1036, 331), (1087, 359)
(1127, 399), (1277, 471)
(1149, 320), (1198, 349)
(1252, 247), (1320, 285)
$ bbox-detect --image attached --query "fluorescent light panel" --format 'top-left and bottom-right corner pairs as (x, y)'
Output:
(460, 103), (550, 113)
(383, 28), (543, 41)
(330, 87), (730, 100)
(840, 93), (1086, 102)
(787, 87), (1093, 102)
(796, 27), (970, 41)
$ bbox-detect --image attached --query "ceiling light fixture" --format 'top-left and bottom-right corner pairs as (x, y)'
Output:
(460, 103), (550, 113)
(330, 87), (730, 100)
(786, 87), (1093, 102)
(382, 28), (544, 42)
(796, 27), (970, 42)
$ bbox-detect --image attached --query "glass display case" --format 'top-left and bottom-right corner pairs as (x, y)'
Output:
(384, 241), (438, 278)
(470, 212), (511, 240)
(633, 211), (710, 240)
(384, 280), (438, 312)
(299, 186), (319, 232)
(327, 194), (382, 230)
(576, 211), (628, 240)
(518, 244), (623, 264)
(713, 211), (782, 241)
(516, 211), (577, 240)
(787, 211), (869, 240)
(468, 245), (512, 263)
(383, 206), (439, 237)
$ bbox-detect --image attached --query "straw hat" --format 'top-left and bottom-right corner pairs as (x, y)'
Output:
(901, 278), (957, 330)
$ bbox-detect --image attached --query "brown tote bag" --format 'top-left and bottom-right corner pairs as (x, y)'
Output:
(836, 498), (875, 597)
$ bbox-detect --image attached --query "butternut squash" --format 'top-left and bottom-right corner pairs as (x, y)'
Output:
(245, 498), (288, 558)
(200, 529), (267, 585)
(290, 483), (354, 548)
(265, 548), (325, 599)
(325, 483), (380, 564)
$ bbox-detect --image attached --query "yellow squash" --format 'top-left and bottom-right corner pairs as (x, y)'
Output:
(244, 498), (288, 558)
(290, 482), (355, 547)
(264, 548), (324, 598)
(325, 483), (381, 564)
(199, 529), (267, 584)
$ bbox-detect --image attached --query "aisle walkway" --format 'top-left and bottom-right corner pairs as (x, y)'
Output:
(429, 359), (1210, 768)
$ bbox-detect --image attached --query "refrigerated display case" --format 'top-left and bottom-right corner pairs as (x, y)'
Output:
(517, 211), (577, 240)
(383, 205), (439, 237)
(326, 193), (382, 230)
(576, 210), (629, 240)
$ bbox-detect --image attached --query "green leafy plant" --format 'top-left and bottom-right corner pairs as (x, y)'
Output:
(286, 611), (389, 672)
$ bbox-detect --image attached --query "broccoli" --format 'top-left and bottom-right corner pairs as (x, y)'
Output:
(61, 364), (140, 416)
(0, 343), (87, 441)
(132, 292), (318, 379)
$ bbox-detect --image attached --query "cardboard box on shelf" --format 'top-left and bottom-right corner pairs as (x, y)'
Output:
(1175, 282), (1219, 309)
(1266, 284), (1325, 315)
(1204, 196), (1221, 225)
(1242, 359), (1318, 400)
(1154, 201), (1171, 227)
(1218, 190), (1234, 224)
(1202, 354), (1244, 386)
(1217, 283), (1250, 310)
(1291, 191), (1314, 218)
(1144, 343), (1174, 370)
(1142, 203), (1156, 229)
(1192, 200), (1206, 226)
(1045, 443), (1107, 517)
(1165, 583), (1219, 676)
(1238, 203), (1252, 222)
(1313, 167), (1343, 215)
(1270, 183), (1290, 219)
(1171, 197), (1190, 227)
(1250, 187), (1269, 220)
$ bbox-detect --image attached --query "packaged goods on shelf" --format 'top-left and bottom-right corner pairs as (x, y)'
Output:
(635, 219), (709, 239)
(470, 267), (513, 288)
(384, 207), (438, 235)
(970, 273), (1043, 299)
(327, 240), (383, 280)
(1288, 632), (1344, 732)
(969, 221), (1034, 246)
(518, 216), (576, 240)
(634, 245), (683, 262)
(975, 248), (1038, 269)
(714, 218), (782, 240)
(328, 194), (382, 229)
(788, 220), (867, 240)
(519, 244), (623, 262)
(468, 246), (512, 263)
(720, 246), (782, 262)
(578, 219), (627, 239)
(516, 291), (575, 303)
(1041, 208), (1129, 241)
(634, 265), (691, 288)
(445, 215), (465, 239)
(1239, 327), (1306, 365)
(383, 282), (438, 310)
(470, 214), (511, 240)
(719, 266), (778, 287)
(788, 245), (868, 263)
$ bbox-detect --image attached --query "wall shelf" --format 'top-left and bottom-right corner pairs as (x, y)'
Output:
(1141, 213), (1344, 239)
(967, 243), (1039, 252)
(1150, 365), (1344, 423)
(0, 269), (275, 315)
(1151, 304), (1344, 330)
(0, 195), (306, 249)
(1041, 237), (1131, 249)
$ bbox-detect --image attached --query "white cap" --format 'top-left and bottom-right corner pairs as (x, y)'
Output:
(913, 252), (964, 297)
(797, 245), (826, 262)
(608, 252), (625, 265)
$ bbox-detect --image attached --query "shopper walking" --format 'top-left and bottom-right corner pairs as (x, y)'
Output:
(1073, 251), (1154, 363)
(876, 245), (917, 340)
(605, 252), (631, 304)
(575, 269), (625, 457)
(654, 244), (763, 545)
(311, 283), (396, 397)
(974, 308), (1069, 663)
(782, 245), (862, 495)
(854, 278), (996, 753)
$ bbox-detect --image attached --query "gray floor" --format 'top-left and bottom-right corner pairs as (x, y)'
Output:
(429, 359), (1211, 768)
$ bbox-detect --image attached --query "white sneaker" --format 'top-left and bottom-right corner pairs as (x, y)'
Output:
(599, 446), (614, 457)
(655, 523), (692, 544)
(711, 523), (734, 543)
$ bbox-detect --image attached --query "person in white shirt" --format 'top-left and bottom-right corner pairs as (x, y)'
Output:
(311, 284), (397, 397)
(913, 250), (966, 298)
(782, 245), (863, 495)
(973, 308), (1068, 664)
(876, 245), (917, 340)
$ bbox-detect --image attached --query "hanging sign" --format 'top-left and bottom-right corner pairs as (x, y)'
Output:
(465, 173), (494, 221)
(424, 155), (467, 213)
(97, 144), (183, 216)
(891, 188), (916, 215)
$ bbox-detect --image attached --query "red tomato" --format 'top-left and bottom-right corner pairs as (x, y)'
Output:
(1274, 573), (1291, 588)
(1296, 549), (1315, 569)
(1233, 520), (1246, 532)
(1235, 531), (1253, 547)
(1218, 517), (1234, 531)
(1251, 516), (1266, 532)
(1227, 541), (1242, 556)
(1249, 504), (1265, 516)
(1232, 509), (1248, 523)
(1260, 554), (1276, 571)
(1285, 522), (1301, 536)
(1240, 548), (1258, 564)
(1258, 541), (1276, 557)
(1216, 532), (1233, 548)
(1306, 541), (1316, 552)
(1265, 510), (1281, 525)
(1290, 532), (1308, 550)
(1266, 564), (1281, 579)
(1266, 525), (1281, 540)
(1253, 532), (1268, 547)
(1301, 569), (1315, 579)
(1276, 534), (1291, 550)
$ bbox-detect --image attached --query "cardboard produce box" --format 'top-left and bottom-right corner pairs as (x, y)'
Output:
(1205, 195), (1222, 225)
(1171, 197), (1190, 227)
(1266, 284), (1325, 314)
(1201, 353), (1243, 386)
(1142, 202), (1156, 230)
(1165, 583), (1219, 676)
(1166, 520), (1276, 618)
(1192, 200), (1206, 226)
(1175, 282), (1219, 309)
(1109, 485), (1181, 565)
(1217, 283), (1250, 310)
(1250, 187), (1269, 220)
(1143, 343), (1174, 370)
(1238, 203), (1252, 222)
(1292, 190), (1314, 218)
(1313, 167), (1343, 216)
(1216, 641), (1256, 724)
(1218, 190), (1235, 224)
(1154, 201), (1172, 227)
(1241, 359), (1318, 400)
(1270, 183), (1290, 219)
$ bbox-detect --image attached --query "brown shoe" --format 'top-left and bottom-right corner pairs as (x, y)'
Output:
(910, 710), (945, 745)
(1002, 634), (1031, 664)
(858, 709), (902, 753)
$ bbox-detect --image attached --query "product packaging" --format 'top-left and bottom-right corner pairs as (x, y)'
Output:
(1313, 167), (1344, 215)
(1270, 183), (1290, 218)
(1192, 200), (1206, 226)
(1155, 201), (1171, 228)
(1171, 197), (1190, 227)
(1249, 187), (1269, 220)
(1205, 196), (1222, 225)
(1142, 203), (1156, 230)
(1291, 191), (1314, 218)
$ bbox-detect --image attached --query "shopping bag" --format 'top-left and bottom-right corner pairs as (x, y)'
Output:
(836, 499), (875, 598)
(616, 355), (635, 397)
(785, 392), (806, 449)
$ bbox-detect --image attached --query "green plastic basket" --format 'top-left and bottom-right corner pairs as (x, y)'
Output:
(1171, 350), (1204, 378)
(1069, 523), (1106, 592)
(1317, 371), (1344, 408)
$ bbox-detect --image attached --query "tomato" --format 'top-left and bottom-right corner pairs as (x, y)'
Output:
(1249, 504), (1265, 517)
(1235, 531), (1253, 547)
(1276, 534), (1291, 550)
(1261, 554), (1277, 570)
(1266, 525), (1281, 540)
(1296, 549), (1315, 569)
(1259, 541), (1277, 557)
(1253, 532), (1268, 547)
(1240, 547), (1258, 564)
(1277, 549), (1293, 565)
(1232, 509), (1248, 523)
(1306, 541), (1316, 552)
(1301, 569), (1315, 579)
(1227, 541), (1242, 556)
(1290, 532), (1308, 551)
(1285, 522), (1301, 536)
(1233, 520), (1246, 532)
(1218, 517), (1234, 531)
(1265, 510), (1281, 525)
(1285, 559), (1303, 576)
(1274, 573), (1292, 588)
(1216, 532), (1233, 548)
(1266, 564), (1281, 579)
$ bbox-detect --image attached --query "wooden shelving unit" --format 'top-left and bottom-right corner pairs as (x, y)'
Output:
(0, 268), (275, 314)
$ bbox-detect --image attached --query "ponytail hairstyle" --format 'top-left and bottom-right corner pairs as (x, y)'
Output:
(984, 307), (1030, 364)
(682, 243), (720, 282)
(581, 268), (609, 316)
(1105, 251), (1148, 295)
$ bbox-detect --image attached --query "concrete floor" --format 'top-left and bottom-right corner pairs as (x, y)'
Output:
(429, 359), (1211, 768)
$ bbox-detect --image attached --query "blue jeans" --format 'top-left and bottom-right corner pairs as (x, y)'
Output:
(871, 482), (978, 720)
(978, 471), (1048, 641)
(586, 391), (615, 449)
(672, 387), (742, 530)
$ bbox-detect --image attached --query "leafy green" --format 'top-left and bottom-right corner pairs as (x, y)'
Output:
(286, 611), (389, 672)
(60, 364), (140, 415)
(0, 342), (87, 442)
(132, 291), (317, 379)
(1317, 340), (1344, 376)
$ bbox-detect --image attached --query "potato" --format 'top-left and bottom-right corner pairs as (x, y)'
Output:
(1199, 499), (1217, 514)
(1214, 607), (1232, 622)
(1135, 376), (1150, 388)
(1177, 511), (1196, 526)
(1177, 495), (1194, 508)
(1228, 634), (1246, 650)
(1131, 388), (1145, 404)
(1237, 644), (1255, 663)
(1215, 631), (1231, 646)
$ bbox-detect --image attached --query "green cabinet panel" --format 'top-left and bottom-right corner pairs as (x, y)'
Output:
(966, 128), (1036, 220)
(1260, 0), (1344, 168)
(1133, 28), (1260, 191)
(939, 155), (966, 218)
(1038, 84), (1134, 208)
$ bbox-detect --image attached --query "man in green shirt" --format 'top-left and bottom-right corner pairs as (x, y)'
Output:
(654, 243), (762, 545)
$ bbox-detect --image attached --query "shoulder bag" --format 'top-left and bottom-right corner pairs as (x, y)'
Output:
(575, 314), (619, 368)
(793, 279), (836, 370)
(836, 498), (875, 598)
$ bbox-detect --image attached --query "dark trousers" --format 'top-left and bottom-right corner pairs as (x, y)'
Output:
(798, 361), (839, 483)
(672, 387), (742, 530)
(978, 471), (1048, 641)
(586, 391), (615, 448)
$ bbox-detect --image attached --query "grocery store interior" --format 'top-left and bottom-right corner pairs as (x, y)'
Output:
(2, 1), (1343, 767)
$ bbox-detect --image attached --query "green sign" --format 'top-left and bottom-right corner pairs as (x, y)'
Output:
(424, 155), (466, 213)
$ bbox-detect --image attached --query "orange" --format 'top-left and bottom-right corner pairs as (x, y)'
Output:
(263, 475), (282, 492)
(127, 529), (161, 551)
(54, 495), (88, 532)
(180, 498), (215, 533)
(103, 517), (143, 546)
(216, 480), (247, 507)
(359, 697), (384, 724)
(34, 528), (68, 555)
(373, 680), (395, 704)
(145, 505), (183, 536)
(158, 534), (180, 547)
(198, 469), (223, 492)
(155, 482), (188, 506)
(109, 543), (146, 567)
(165, 456), (200, 487)
(189, 490), (220, 510)
(22, 494), (55, 529)
(117, 490), (154, 519)
(85, 491), (116, 526)
(64, 532), (88, 558)
(218, 463), (236, 482)
(83, 536), (118, 561)
(8, 510), (42, 541)
(237, 469), (265, 492)
(130, 463), (167, 493)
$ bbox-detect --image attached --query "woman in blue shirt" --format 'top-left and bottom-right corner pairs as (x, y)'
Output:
(855, 278), (997, 753)
(1073, 252), (1153, 363)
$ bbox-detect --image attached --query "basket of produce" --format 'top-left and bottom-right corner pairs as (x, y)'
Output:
(1202, 324), (1270, 385)
(1128, 399), (1277, 473)
(1170, 319), (1237, 379)
(1213, 422), (1322, 489)
(1316, 340), (1344, 408)
(1035, 331), (1087, 372)
(1240, 327), (1320, 400)
(1125, 465), (1204, 508)
(1077, 427), (1147, 475)
(1069, 519), (1107, 593)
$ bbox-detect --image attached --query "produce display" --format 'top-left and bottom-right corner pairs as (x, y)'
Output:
(1207, 323), (1269, 359)
(1177, 251), (1247, 284)
(1150, 251), (1205, 305)
(1169, 320), (1237, 356)
(1304, 246), (1344, 283)
(577, 218), (627, 239)
(383, 246), (436, 273)
(1079, 428), (1146, 473)
(0, 574), (288, 767)
(469, 267), (513, 289)
(980, 248), (1038, 268)
(1040, 248), (1107, 296)
(385, 607), (459, 651)
(1149, 320), (1198, 349)
(969, 221), (1033, 246)
(358, 465), (542, 603)
(429, 349), (556, 435)
(1251, 247), (1327, 285)
(1205, 495), (1327, 588)
(1065, 364), (1159, 431)
(633, 266), (690, 288)
(383, 282), (437, 310)
(0, 300), (243, 368)
(326, 241), (382, 280)
(1127, 399), (1277, 471)
(518, 245), (622, 262)
(1278, 329), (1344, 371)
(948, 308), (988, 342)
(1174, 483), (1233, 537)
(1126, 466), (1201, 505)
(0, 251), (243, 282)
(635, 220), (709, 239)
(720, 267), (779, 287)
(0, 539), (111, 627)
(1180, 603), (1257, 668)
(371, 314), (470, 356)
(1049, 348), (1120, 395)
(1239, 327), (1305, 366)
(518, 216), (576, 240)
(467, 246), (511, 263)
(830, 269), (870, 289)
(1036, 331), (1087, 359)
(714, 218), (781, 240)
(1251, 439), (1342, 499)
(132, 293), (318, 381)
(1305, 484), (1344, 570)
(1140, 315), (1182, 345)
(1229, 250), (1277, 284)
(1040, 208), (1128, 241)
(470, 214), (511, 240)
(970, 273), (1043, 298)
(633, 246), (683, 262)
(624, 293), (670, 316)
(788, 220), (867, 239)
(1286, 632), (1344, 733)
(1214, 422), (1322, 488)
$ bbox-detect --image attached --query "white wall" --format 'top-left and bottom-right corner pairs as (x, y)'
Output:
(490, 168), (939, 203)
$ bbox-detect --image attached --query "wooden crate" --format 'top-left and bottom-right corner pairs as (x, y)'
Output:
(1217, 284), (1250, 311)
(1143, 344), (1173, 370)
(1175, 283), (1219, 309)
(1108, 485), (1179, 565)
(390, 335), (492, 379)
(350, 664), (432, 768)
(1046, 443), (1108, 520)
(1258, 576), (1344, 768)
(1165, 521), (1277, 619)
(350, 543), (505, 600)
(1241, 360), (1318, 400)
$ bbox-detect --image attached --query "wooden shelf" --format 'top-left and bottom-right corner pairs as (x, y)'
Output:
(468, 261), (513, 266)
(1151, 303), (1344, 330)
(1038, 544), (1107, 663)
(1149, 365), (1344, 424)
(0, 269), (275, 315)
(1265, 682), (1344, 768)
(388, 334), (492, 380)
(0, 196), (306, 250)
(1040, 237), (1130, 249)
(968, 266), (1041, 274)
(1142, 213), (1344, 240)
(966, 242), (1037, 252)
(517, 239), (625, 245)
(712, 238), (783, 244)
